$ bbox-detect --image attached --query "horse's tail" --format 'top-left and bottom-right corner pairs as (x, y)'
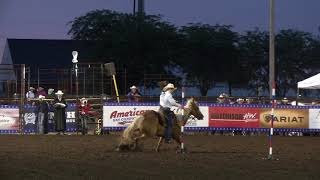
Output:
(120, 116), (142, 145)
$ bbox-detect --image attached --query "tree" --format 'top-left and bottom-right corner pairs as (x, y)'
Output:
(239, 29), (269, 96)
(68, 10), (179, 91)
(275, 29), (314, 97)
(240, 29), (316, 97)
(178, 24), (239, 96)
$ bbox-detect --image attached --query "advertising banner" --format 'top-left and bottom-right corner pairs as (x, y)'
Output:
(309, 109), (320, 129)
(184, 107), (209, 127)
(23, 108), (37, 132)
(0, 108), (19, 130)
(209, 107), (260, 128)
(103, 105), (209, 128)
(260, 109), (309, 128)
(24, 104), (77, 133)
(103, 106), (159, 127)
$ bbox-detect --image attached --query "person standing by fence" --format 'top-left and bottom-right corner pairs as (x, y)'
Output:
(26, 87), (36, 100)
(35, 95), (49, 134)
(79, 98), (91, 135)
(53, 90), (67, 135)
(127, 86), (142, 102)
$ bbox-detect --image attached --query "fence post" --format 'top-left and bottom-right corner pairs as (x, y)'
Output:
(20, 64), (26, 134)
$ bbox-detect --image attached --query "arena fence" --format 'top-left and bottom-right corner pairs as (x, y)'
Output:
(102, 102), (320, 133)
(0, 96), (320, 134)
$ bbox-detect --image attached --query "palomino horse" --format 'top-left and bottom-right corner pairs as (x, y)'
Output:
(117, 98), (204, 152)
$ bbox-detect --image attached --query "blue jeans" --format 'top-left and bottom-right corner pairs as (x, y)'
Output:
(163, 108), (173, 141)
(37, 113), (44, 134)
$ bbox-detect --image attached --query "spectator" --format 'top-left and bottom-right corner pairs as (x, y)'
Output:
(282, 97), (290, 105)
(236, 98), (245, 104)
(26, 87), (36, 100)
(246, 98), (254, 104)
(35, 95), (49, 134)
(47, 88), (55, 99)
(79, 98), (92, 135)
(53, 90), (67, 135)
(36, 87), (47, 97)
(127, 86), (142, 102)
(217, 93), (230, 104)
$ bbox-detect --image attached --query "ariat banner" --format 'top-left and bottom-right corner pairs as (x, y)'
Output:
(260, 109), (309, 128)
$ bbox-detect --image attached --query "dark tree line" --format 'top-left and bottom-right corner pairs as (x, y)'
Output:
(68, 9), (320, 96)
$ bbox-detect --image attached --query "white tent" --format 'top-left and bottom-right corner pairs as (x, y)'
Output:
(298, 73), (320, 89)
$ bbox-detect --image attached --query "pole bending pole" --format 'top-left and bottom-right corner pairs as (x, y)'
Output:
(268, 0), (276, 160)
(180, 85), (185, 153)
(268, 82), (276, 159)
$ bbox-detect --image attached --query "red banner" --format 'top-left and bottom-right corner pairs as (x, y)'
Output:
(209, 107), (260, 128)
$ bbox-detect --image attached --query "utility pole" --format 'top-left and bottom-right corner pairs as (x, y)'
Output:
(138, 0), (145, 14)
(133, 0), (136, 14)
(269, 0), (275, 98)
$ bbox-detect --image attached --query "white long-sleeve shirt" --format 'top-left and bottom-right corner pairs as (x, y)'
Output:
(160, 91), (181, 109)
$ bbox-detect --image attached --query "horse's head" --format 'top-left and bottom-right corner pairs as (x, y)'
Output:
(186, 98), (204, 120)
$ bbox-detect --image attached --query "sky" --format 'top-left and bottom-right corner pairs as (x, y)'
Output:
(0, 0), (320, 57)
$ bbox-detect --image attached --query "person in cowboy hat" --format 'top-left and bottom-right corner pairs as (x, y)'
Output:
(26, 87), (36, 100)
(53, 90), (68, 135)
(35, 95), (49, 134)
(159, 83), (183, 143)
(79, 97), (92, 135)
(36, 86), (47, 98)
(127, 85), (142, 102)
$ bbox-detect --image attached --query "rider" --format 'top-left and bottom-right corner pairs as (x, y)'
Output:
(159, 83), (183, 143)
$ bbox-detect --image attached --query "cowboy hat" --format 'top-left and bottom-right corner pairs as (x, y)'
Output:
(38, 95), (46, 99)
(163, 83), (177, 92)
(55, 90), (64, 95)
(48, 88), (54, 95)
(29, 87), (35, 90)
(130, 86), (137, 90)
(236, 98), (244, 102)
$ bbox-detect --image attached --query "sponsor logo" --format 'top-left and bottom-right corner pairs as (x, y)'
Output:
(110, 108), (146, 119)
(24, 113), (36, 124)
(263, 114), (304, 123)
(210, 112), (258, 122)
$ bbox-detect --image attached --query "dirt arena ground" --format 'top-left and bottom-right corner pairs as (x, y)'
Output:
(0, 134), (319, 180)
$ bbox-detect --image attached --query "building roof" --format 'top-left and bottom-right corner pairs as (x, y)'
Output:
(4, 39), (107, 68)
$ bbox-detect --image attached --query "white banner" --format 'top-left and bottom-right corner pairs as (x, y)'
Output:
(103, 105), (209, 128)
(0, 108), (19, 130)
(309, 109), (320, 128)
(184, 107), (208, 127)
(103, 106), (159, 127)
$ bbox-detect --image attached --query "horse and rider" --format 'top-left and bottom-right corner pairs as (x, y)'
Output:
(117, 82), (204, 152)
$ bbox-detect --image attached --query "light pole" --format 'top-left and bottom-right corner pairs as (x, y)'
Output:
(72, 51), (79, 128)
(72, 51), (79, 99)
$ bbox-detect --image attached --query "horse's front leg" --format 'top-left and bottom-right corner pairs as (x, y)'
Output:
(155, 137), (164, 152)
(173, 133), (187, 153)
(132, 133), (146, 151)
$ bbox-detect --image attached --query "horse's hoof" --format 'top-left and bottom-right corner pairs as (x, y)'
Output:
(176, 148), (187, 154)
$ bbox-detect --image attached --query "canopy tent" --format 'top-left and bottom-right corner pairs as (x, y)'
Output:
(298, 73), (320, 89)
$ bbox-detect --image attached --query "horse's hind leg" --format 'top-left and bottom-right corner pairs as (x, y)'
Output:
(173, 133), (187, 153)
(155, 137), (164, 152)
